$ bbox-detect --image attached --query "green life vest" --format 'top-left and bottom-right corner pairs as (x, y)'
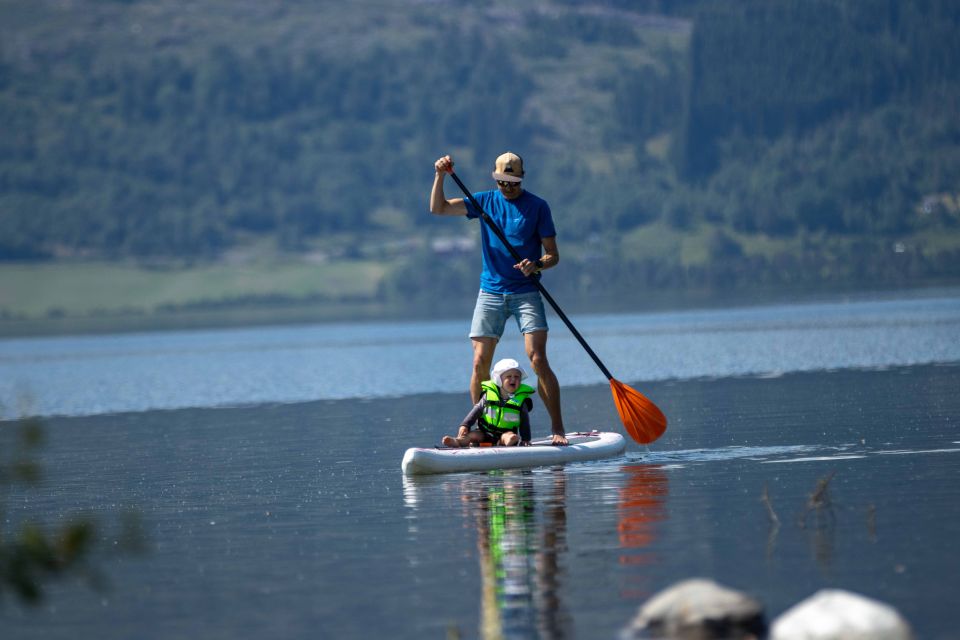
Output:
(478, 380), (535, 435)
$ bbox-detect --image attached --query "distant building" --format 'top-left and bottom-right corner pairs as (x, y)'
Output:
(431, 236), (476, 256)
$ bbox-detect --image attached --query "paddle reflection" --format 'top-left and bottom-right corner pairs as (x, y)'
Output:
(617, 463), (669, 600)
(463, 469), (571, 640)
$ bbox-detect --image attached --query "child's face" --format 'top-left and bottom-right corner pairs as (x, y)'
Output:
(500, 369), (522, 393)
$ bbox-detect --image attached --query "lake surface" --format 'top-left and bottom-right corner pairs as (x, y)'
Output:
(1, 290), (959, 639)
(2, 289), (959, 418)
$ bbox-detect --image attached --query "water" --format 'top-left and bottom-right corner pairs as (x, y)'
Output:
(2, 291), (959, 418)
(1, 291), (959, 639)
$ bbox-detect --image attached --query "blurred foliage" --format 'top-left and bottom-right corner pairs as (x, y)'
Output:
(0, 0), (958, 303)
(1, 415), (145, 604)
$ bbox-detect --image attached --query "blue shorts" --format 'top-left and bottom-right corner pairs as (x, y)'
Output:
(469, 290), (549, 339)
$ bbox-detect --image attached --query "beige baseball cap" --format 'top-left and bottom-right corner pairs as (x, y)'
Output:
(492, 152), (524, 183)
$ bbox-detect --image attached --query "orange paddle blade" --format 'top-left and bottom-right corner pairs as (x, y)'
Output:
(610, 378), (667, 445)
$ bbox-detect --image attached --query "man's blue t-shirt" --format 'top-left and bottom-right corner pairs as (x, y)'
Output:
(464, 189), (556, 294)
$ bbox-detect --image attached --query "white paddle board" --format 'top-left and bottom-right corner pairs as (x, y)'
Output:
(401, 431), (626, 475)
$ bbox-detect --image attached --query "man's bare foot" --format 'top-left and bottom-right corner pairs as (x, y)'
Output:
(441, 436), (461, 448)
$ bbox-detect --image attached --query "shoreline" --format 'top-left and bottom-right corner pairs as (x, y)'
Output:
(3, 283), (957, 340)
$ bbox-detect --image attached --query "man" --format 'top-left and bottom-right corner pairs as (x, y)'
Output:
(430, 152), (567, 445)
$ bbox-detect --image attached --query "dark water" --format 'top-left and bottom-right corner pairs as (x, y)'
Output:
(2, 364), (959, 639)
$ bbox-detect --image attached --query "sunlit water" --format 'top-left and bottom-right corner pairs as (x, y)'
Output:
(1, 290), (958, 418)
(1, 290), (959, 639)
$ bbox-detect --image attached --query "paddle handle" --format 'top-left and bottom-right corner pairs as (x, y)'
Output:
(448, 171), (615, 382)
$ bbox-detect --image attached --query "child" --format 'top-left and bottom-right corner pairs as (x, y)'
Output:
(442, 358), (535, 448)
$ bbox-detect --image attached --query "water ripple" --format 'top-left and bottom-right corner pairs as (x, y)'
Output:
(2, 292), (959, 418)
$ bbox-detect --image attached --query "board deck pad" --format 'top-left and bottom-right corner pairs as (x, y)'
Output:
(401, 431), (626, 475)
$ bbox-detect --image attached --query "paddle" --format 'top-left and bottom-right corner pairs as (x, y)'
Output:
(446, 170), (667, 445)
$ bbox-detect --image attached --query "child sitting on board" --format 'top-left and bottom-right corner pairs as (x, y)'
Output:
(442, 358), (535, 448)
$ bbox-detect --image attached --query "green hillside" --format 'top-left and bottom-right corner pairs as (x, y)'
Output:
(1, 0), (959, 326)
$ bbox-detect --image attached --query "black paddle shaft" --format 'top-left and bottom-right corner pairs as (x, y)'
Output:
(448, 171), (615, 382)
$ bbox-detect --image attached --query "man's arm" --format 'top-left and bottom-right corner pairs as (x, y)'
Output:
(539, 236), (560, 270)
(430, 155), (468, 216)
(516, 235), (560, 276)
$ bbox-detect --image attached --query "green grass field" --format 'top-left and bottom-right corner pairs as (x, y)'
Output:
(0, 259), (387, 319)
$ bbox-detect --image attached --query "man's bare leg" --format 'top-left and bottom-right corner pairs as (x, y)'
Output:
(525, 330), (567, 445)
(470, 337), (498, 403)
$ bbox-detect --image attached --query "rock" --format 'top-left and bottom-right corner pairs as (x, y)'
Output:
(770, 589), (914, 640)
(623, 578), (766, 639)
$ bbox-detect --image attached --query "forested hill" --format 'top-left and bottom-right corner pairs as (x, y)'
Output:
(1, 0), (959, 297)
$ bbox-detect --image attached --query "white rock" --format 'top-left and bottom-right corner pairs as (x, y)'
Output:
(626, 578), (765, 638)
(770, 589), (913, 640)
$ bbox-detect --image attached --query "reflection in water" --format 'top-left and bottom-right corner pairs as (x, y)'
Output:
(761, 483), (782, 562)
(469, 470), (571, 640)
(535, 472), (569, 639)
(402, 465), (667, 637)
(618, 464), (669, 600)
(403, 470), (571, 639)
(798, 471), (838, 576)
(476, 473), (537, 638)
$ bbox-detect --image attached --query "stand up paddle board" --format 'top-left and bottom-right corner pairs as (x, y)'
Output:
(401, 431), (626, 475)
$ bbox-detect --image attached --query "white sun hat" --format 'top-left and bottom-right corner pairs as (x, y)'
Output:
(491, 358), (528, 387)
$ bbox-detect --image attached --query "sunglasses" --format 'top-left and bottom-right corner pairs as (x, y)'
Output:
(496, 180), (521, 188)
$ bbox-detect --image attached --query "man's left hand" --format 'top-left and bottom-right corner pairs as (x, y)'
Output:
(515, 259), (540, 277)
